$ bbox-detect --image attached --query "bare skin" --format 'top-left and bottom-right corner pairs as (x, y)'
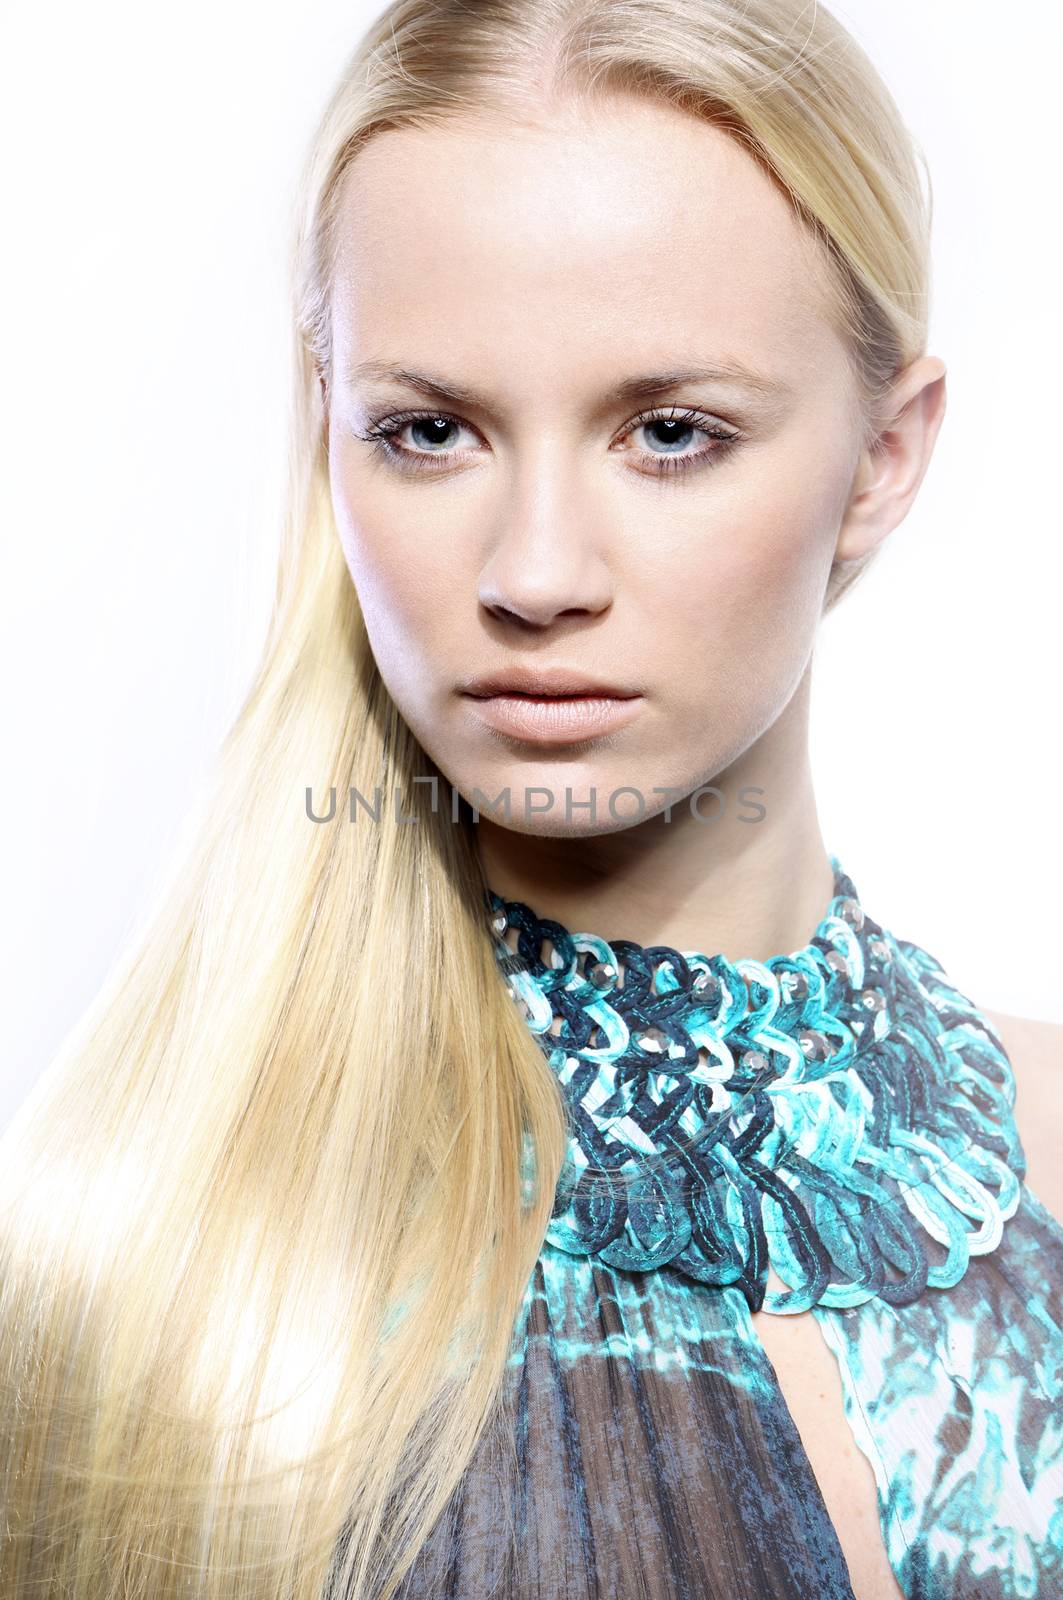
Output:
(984, 1013), (1063, 1224)
(752, 1272), (905, 1600)
(322, 88), (1058, 1598)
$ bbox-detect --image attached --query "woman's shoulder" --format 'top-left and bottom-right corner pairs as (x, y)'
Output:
(981, 1008), (1063, 1225)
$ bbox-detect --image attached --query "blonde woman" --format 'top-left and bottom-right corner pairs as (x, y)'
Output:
(2, 2), (1060, 1598)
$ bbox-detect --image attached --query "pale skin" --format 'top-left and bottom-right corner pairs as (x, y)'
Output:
(323, 89), (1061, 1600)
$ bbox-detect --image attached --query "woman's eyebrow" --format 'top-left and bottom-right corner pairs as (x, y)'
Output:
(342, 360), (794, 414)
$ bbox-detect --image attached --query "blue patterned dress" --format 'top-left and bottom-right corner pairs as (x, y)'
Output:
(395, 858), (1062, 1599)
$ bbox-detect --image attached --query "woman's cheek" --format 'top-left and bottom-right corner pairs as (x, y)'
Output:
(676, 507), (835, 724)
(332, 481), (448, 631)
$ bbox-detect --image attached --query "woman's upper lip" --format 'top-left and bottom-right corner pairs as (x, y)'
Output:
(461, 666), (642, 699)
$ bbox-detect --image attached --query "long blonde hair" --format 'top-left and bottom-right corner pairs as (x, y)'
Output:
(0, 3), (932, 1596)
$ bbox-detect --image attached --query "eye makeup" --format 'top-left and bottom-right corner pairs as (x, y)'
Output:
(351, 403), (743, 481)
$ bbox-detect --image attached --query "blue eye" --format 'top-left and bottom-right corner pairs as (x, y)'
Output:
(402, 416), (465, 453)
(626, 408), (741, 476)
(354, 411), (476, 475)
(353, 405), (741, 479)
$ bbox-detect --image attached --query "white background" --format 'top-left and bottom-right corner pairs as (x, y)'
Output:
(1, 1), (1060, 1131)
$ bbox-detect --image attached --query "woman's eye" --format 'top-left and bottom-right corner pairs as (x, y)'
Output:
(351, 412), (480, 476)
(397, 416), (470, 453)
(355, 406), (740, 479)
(368, 414), (477, 463)
(625, 411), (741, 476)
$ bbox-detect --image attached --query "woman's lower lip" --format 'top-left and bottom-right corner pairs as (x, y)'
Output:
(463, 693), (644, 743)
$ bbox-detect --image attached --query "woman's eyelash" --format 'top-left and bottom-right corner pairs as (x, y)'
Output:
(352, 405), (742, 479)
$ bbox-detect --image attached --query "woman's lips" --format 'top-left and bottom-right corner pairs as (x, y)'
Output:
(462, 691), (644, 744)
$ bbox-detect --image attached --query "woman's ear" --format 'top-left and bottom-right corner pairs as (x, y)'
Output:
(835, 355), (948, 565)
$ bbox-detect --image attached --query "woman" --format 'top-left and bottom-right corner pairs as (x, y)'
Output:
(1, 1), (1059, 1597)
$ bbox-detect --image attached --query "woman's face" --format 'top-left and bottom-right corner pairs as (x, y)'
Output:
(325, 95), (871, 835)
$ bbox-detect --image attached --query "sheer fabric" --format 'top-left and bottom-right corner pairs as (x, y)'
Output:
(396, 1180), (1062, 1599)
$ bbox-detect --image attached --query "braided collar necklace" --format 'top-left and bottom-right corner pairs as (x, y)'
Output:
(484, 856), (1026, 1316)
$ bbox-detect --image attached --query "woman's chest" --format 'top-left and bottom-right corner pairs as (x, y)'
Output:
(750, 1281), (905, 1600)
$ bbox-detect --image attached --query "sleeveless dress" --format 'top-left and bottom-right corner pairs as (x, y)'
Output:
(393, 857), (1063, 1599)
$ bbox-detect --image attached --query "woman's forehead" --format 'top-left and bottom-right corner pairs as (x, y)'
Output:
(330, 99), (841, 378)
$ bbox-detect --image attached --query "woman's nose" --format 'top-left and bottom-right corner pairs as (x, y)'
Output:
(476, 453), (615, 627)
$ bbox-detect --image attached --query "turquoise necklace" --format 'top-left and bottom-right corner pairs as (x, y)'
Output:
(484, 855), (1026, 1315)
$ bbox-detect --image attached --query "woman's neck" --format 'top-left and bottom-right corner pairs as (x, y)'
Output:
(476, 741), (835, 965)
